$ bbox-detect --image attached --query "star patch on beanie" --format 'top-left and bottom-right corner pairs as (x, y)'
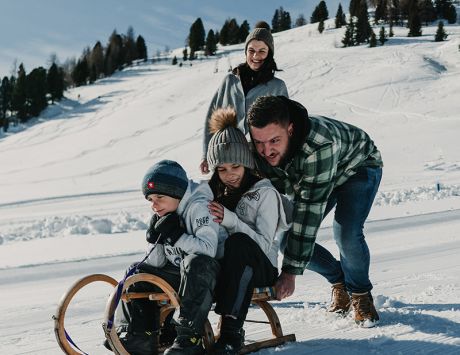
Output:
(142, 160), (188, 199)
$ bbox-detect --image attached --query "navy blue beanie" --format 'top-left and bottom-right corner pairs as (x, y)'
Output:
(142, 160), (188, 200)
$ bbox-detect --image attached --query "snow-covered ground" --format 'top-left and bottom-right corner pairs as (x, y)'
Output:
(0, 20), (459, 354)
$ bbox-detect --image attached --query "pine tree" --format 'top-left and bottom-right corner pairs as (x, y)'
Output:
(356, 0), (372, 44)
(419, 0), (437, 25)
(318, 20), (325, 33)
(272, 9), (281, 32)
(0, 77), (11, 116)
(335, 3), (347, 28)
(182, 47), (188, 61)
(61, 58), (75, 90)
(205, 29), (217, 55)
(172, 56), (178, 65)
(72, 57), (89, 87)
(90, 41), (104, 80)
(11, 64), (27, 122)
(105, 30), (124, 75)
(0, 76), (12, 131)
(225, 18), (240, 45)
(272, 7), (291, 32)
(389, 21), (395, 36)
(124, 26), (137, 65)
(219, 20), (229, 45)
(379, 26), (388, 44)
(342, 18), (356, 46)
(311, 5), (319, 23)
(188, 18), (206, 56)
(281, 10), (292, 30)
(400, 0), (412, 20)
(349, 0), (362, 17)
(369, 30), (377, 46)
(47, 62), (62, 103)
(445, 2), (457, 24)
(434, 20), (448, 41)
(390, 0), (402, 26)
(434, 0), (454, 20)
(136, 35), (148, 61)
(375, 0), (389, 23)
(408, 0), (422, 37)
(311, 1), (329, 23)
(25, 67), (47, 117)
(57, 67), (65, 97)
(295, 14), (307, 27)
(238, 20), (250, 43)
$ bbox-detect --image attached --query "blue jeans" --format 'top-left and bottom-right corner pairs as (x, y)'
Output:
(305, 166), (382, 294)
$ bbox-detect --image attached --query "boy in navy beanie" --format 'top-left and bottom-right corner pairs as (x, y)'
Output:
(111, 160), (221, 355)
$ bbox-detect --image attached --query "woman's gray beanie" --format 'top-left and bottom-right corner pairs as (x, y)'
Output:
(245, 27), (274, 55)
(206, 110), (255, 172)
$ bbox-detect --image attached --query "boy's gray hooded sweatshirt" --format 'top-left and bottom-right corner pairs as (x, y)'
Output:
(145, 180), (221, 268)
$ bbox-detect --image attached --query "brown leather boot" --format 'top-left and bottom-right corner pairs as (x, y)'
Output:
(328, 282), (351, 314)
(351, 292), (380, 328)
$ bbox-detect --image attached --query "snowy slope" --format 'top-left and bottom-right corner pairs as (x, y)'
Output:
(0, 21), (459, 354)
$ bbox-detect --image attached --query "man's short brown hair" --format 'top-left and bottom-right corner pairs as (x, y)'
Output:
(247, 96), (290, 128)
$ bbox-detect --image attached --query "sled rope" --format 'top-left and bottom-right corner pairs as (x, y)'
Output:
(106, 233), (162, 332)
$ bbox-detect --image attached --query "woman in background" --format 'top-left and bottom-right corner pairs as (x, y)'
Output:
(200, 21), (288, 174)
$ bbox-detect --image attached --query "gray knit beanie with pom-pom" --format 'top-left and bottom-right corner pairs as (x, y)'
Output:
(206, 107), (255, 172)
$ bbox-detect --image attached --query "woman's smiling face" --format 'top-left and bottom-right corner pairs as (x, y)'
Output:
(246, 40), (269, 71)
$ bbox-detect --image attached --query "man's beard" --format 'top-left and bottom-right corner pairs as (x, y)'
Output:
(277, 139), (292, 168)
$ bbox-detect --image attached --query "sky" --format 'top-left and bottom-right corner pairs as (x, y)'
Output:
(0, 8), (459, 355)
(0, 0), (348, 77)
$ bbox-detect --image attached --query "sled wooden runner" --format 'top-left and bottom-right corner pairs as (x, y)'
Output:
(240, 286), (296, 354)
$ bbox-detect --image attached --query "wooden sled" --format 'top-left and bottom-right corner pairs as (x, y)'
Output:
(54, 273), (295, 354)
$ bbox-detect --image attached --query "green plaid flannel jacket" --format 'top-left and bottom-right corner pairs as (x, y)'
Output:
(257, 114), (383, 275)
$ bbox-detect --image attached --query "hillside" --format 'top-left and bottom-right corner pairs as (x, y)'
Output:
(0, 21), (459, 355)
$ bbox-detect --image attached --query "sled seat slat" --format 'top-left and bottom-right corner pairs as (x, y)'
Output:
(122, 291), (170, 304)
(251, 286), (276, 301)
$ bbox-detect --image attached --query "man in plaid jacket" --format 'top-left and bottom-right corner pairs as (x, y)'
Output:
(247, 96), (383, 327)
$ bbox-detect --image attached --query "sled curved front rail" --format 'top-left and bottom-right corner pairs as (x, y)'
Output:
(53, 273), (118, 355)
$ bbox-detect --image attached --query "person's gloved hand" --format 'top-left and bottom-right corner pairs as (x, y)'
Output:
(146, 214), (162, 243)
(154, 212), (185, 246)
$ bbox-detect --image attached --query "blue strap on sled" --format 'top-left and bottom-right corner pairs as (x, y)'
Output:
(105, 236), (161, 332)
(65, 329), (89, 355)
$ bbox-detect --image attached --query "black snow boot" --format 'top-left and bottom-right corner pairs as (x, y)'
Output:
(159, 321), (178, 347)
(163, 318), (205, 355)
(213, 316), (245, 355)
(118, 330), (158, 355)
